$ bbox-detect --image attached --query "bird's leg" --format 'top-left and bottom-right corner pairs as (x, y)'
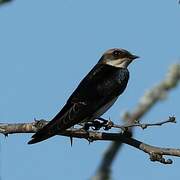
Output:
(83, 122), (93, 131)
(79, 117), (114, 131)
(96, 117), (114, 130)
(78, 122), (93, 131)
(79, 121), (102, 131)
(84, 117), (113, 130)
(91, 120), (104, 130)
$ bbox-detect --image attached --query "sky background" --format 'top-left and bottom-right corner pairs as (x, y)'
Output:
(0, 0), (180, 180)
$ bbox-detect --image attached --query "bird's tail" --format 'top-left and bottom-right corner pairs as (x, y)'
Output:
(28, 101), (87, 144)
(28, 128), (56, 144)
(28, 103), (73, 144)
(28, 113), (65, 144)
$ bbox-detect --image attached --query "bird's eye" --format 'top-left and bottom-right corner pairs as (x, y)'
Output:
(113, 50), (120, 57)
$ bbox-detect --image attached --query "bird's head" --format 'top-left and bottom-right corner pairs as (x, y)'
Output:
(99, 48), (139, 68)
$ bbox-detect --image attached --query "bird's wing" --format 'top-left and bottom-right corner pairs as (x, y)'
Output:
(28, 63), (107, 144)
(28, 101), (89, 144)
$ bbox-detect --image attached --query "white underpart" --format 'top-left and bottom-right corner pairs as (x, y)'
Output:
(106, 58), (130, 68)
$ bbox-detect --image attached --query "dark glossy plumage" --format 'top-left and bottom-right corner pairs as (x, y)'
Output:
(28, 48), (137, 144)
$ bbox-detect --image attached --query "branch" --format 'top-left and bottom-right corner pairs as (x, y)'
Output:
(1, 64), (180, 180)
(103, 116), (176, 131)
(0, 119), (180, 165)
(93, 64), (180, 180)
(0, 116), (176, 136)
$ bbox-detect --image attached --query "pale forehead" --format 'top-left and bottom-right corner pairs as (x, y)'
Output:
(103, 48), (129, 55)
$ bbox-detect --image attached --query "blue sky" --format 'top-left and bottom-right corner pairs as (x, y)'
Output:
(0, 0), (180, 180)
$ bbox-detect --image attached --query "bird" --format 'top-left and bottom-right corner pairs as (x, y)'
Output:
(28, 48), (139, 144)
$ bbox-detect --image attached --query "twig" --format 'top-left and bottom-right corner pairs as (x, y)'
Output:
(108, 116), (176, 130)
(93, 64), (180, 180)
(80, 116), (176, 132)
(0, 116), (176, 136)
(0, 119), (180, 165)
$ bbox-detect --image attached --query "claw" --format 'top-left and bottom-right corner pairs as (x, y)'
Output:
(82, 117), (113, 131)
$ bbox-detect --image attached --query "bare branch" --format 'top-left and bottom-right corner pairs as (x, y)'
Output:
(93, 63), (180, 180)
(103, 116), (176, 131)
(1, 64), (180, 180)
(0, 119), (180, 165)
(0, 116), (176, 136)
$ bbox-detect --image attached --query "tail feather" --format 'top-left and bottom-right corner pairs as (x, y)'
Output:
(28, 100), (88, 144)
(27, 102), (73, 144)
(28, 105), (76, 144)
(28, 130), (56, 144)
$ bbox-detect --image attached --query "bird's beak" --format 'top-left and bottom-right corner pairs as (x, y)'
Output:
(131, 54), (139, 60)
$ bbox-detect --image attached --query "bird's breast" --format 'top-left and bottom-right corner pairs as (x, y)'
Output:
(97, 68), (129, 97)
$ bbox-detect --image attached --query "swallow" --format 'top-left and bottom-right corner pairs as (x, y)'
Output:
(28, 48), (139, 144)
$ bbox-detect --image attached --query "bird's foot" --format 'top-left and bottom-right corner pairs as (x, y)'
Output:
(96, 117), (114, 130)
(81, 122), (99, 131)
(81, 117), (114, 131)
